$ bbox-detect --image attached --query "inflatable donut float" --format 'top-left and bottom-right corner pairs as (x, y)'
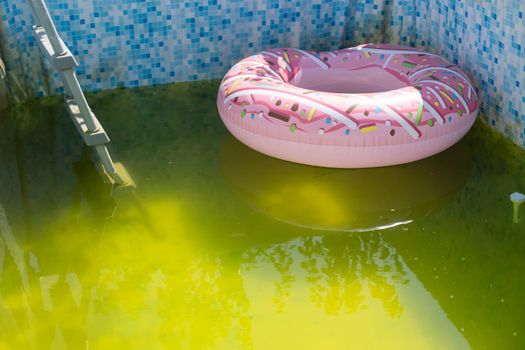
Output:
(217, 44), (479, 168)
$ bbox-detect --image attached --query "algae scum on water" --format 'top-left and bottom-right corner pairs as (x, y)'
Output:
(0, 80), (525, 349)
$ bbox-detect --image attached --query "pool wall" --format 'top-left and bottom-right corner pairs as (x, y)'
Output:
(0, 0), (524, 147)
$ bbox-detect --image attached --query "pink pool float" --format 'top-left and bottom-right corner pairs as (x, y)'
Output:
(217, 44), (479, 168)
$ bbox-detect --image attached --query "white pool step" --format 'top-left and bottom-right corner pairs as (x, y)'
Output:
(65, 99), (110, 146)
(32, 25), (77, 71)
(28, 0), (127, 186)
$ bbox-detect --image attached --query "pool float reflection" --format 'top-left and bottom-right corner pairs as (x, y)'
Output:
(220, 134), (471, 232)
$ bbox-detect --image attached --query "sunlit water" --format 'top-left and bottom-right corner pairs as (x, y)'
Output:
(0, 81), (524, 349)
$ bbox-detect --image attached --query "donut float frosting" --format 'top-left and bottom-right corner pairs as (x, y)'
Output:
(217, 43), (479, 168)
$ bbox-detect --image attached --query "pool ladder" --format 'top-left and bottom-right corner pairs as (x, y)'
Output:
(27, 0), (127, 186)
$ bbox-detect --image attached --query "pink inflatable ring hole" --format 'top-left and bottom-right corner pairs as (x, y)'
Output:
(217, 43), (479, 168)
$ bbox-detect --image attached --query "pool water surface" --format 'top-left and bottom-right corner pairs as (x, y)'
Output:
(0, 81), (524, 349)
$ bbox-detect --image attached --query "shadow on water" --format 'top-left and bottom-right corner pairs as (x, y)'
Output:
(220, 134), (473, 232)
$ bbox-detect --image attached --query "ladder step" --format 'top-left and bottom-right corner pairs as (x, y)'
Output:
(33, 25), (78, 71)
(65, 99), (110, 146)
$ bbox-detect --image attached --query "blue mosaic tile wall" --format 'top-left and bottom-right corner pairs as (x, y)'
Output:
(0, 0), (524, 147)
(411, 0), (525, 147)
(0, 0), (349, 93)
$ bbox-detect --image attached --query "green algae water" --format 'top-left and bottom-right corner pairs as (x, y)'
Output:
(0, 80), (525, 349)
